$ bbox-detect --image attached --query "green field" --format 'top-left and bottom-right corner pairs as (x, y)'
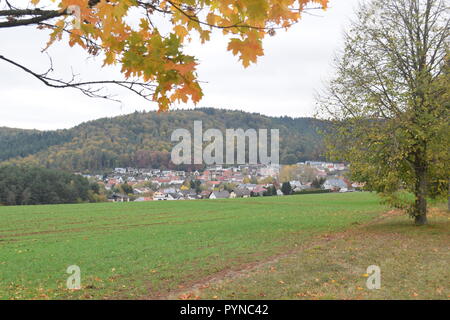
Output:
(0, 193), (448, 300)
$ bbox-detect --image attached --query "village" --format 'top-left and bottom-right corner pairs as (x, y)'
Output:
(81, 161), (364, 202)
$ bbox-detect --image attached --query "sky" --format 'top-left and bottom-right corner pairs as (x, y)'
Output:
(0, 0), (362, 130)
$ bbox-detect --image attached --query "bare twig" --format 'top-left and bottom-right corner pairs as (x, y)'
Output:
(0, 54), (156, 102)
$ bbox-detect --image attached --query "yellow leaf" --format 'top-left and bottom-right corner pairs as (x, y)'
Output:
(173, 25), (188, 41)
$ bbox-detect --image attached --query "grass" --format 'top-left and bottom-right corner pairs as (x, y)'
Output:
(192, 206), (450, 300)
(0, 192), (447, 300)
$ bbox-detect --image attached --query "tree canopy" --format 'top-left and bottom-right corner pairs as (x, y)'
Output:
(1, 0), (328, 110)
(0, 165), (100, 205)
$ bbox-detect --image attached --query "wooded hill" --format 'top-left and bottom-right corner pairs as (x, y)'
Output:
(0, 108), (330, 172)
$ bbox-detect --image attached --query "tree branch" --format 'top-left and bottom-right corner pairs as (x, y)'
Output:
(0, 54), (157, 102)
(0, 8), (65, 28)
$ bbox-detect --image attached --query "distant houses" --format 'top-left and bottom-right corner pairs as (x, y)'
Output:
(99, 162), (358, 203)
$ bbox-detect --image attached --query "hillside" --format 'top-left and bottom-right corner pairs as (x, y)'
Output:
(0, 127), (73, 161)
(0, 108), (330, 171)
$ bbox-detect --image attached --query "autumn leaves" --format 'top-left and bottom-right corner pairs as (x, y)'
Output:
(30, 0), (328, 110)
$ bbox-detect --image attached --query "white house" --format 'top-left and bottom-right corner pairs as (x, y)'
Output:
(323, 178), (348, 190)
(153, 192), (166, 201)
(209, 191), (230, 199)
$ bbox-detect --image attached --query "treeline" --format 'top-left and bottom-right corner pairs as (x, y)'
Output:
(0, 166), (101, 206)
(0, 127), (72, 162)
(0, 109), (330, 171)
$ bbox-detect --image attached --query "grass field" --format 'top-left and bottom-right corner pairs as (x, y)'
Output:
(0, 192), (448, 300)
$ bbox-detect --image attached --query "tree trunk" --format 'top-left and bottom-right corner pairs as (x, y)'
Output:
(414, 208), (427, 225)
(413, 161), (428, 226)
(448, 180), (450, 212)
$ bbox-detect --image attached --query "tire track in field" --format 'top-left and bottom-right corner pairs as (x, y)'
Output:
(146, 210), (400, 300)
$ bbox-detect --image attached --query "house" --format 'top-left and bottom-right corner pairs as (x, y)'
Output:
(200, 190), (212, 199)
(290, 180), (303, 188)
(133, 188), (147, 195)
(134, 197), (153, 202)
(156, 178), (171, 184)
(110, 193), (130, 202)
(258, 166), (279, 177)
(162, 187), (177, 194)
(153, 192), (166, 201)
(230, 174), (244, 183)
(169, 179), (185, 185)
(252, 185), (267, 196)
(207, 181), (221, 187)
(238, 184), (257, 191)
(352, 182), (366, 189)
(114, 168), (127, 174)
(209, 191), (230, 199)
(231, 188), (251, 198)
(290, 180), (304, 193)
(323, 178), (348, 191)
(187, 194), (200, 200)
(167, 193), (183, 200)
(180, 189), (199, 200)
(297, 183), (312, 191)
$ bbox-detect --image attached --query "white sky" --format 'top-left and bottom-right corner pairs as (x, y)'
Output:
(0, 0), (361, 130)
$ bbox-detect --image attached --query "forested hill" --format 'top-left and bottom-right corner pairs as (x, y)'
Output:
(0, 127), (73, 161)
(0, 108), (330, 172)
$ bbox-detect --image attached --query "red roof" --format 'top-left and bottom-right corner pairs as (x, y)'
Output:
(253, 186), (267, 193)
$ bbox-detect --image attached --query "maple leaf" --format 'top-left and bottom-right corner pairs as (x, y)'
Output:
(227, 33), (264, 68)
(13, 0), (331, 110)
(173, 25), (188, 41)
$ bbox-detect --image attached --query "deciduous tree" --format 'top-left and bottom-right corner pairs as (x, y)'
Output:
(318, 0), (449, 225)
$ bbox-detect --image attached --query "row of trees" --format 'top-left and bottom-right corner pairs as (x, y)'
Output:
(0, 166), (102, 206)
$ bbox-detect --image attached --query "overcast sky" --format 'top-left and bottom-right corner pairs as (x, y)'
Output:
(0, 0), (361, 130)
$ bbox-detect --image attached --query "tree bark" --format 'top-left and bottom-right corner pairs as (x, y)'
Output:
(413, 156), (428, 226)
(448, 180), (450, 212)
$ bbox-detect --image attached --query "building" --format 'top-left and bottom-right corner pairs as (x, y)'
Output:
(110, 193), (130, 202)
(323, 178), (348, 191)
(209, 191), (230, 199)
